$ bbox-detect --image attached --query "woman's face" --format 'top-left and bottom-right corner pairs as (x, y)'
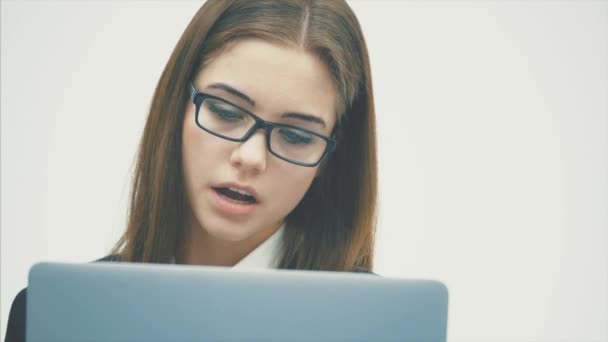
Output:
(182, 39), (337, 243)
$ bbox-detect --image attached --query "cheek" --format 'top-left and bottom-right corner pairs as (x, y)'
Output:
(182, 111), (202, 182)
(181, 110), (222, 191)
(266, 165), (318, 212)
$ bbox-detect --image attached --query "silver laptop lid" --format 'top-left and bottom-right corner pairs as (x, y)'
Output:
(27, 262), (448, 342)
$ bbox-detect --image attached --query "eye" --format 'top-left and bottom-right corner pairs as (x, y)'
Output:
(207, 101), (244, 122)
(278, 128), (313, 145)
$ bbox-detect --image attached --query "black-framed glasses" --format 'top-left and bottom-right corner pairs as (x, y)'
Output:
(188, 82), (336, 167)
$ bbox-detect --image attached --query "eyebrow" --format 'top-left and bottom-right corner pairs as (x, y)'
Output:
(281, 112), (326, 128)
(206, 83), (255, 106)
(205, 82), (327, 128)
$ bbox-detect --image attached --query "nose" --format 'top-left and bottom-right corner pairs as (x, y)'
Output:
(229, 130), (268, 174)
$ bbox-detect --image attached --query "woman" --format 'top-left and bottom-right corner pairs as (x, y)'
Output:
(5, 0), (377, 340)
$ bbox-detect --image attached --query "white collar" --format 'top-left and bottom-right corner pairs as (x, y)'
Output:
(171, 223), (284, 269)
(233, 223), (284, 269)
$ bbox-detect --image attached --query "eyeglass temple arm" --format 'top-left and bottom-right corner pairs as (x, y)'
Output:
(188, 82), (197, 101)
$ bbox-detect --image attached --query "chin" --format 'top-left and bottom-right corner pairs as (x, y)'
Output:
(201, 220), (254, 242)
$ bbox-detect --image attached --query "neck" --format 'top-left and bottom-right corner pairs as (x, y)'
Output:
(177, 212), (282, 267)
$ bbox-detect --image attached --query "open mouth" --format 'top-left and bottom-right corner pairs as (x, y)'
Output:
(212, 187), (257, 204)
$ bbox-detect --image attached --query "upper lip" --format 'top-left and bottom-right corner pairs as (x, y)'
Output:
(212, 182), (260, 202)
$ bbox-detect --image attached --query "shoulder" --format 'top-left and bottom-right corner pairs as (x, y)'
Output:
(352, 267), (378, 276)
(94, 254), (123, 262)
(5, 287), (27, 342)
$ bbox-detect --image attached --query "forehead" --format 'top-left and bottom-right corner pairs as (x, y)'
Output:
(194, 39), (338, 131)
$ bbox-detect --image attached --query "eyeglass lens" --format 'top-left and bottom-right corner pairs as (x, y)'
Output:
(197, 97), (328, 165)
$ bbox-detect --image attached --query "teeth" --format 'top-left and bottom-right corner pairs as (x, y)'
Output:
(228, 187), (253, 197)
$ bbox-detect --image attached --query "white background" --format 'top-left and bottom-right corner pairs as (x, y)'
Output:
(1, 1), (607, 341)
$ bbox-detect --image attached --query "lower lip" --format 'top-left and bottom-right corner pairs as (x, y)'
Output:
(211, 188), (258, 216)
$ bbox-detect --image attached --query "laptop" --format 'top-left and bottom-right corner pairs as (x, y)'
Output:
(27, 261), (448, 342)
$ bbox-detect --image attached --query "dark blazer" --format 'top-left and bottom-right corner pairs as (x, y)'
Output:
(4, 255), (373, 342)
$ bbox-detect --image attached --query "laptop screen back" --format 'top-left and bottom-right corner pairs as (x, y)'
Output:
(27, 262), (448, 342)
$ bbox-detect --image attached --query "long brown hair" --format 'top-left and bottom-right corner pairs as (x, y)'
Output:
(111, 0), (377, 272)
